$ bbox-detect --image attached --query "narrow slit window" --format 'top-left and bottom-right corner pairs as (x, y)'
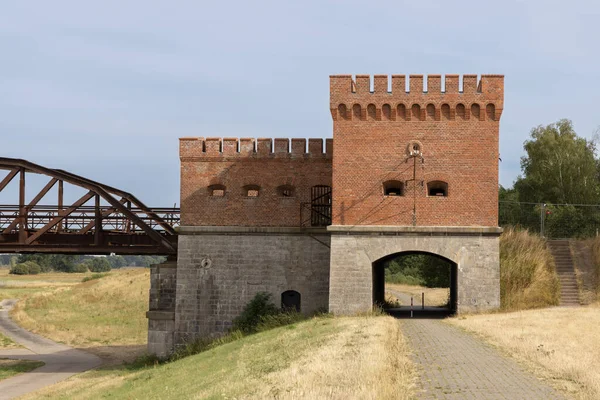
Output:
(383, 180), (404, 196)
(243, 185), (260, 197)
(277, 185), (295, 197)
(208, 184), (226, 197)
(427, 181), (448, 197)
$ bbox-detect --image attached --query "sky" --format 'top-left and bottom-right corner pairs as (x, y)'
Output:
(1, 0), (599, 206)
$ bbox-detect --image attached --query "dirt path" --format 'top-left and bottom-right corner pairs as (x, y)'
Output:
(387, 289), (565, 399)
(0, 299), (101, 399)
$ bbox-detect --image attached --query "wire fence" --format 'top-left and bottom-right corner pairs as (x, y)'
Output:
(499, 201), (600, 239)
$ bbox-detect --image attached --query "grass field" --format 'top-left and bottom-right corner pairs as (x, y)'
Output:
(448, 305), (600, 399)
(387, 283), (449, 306)
(0, 267), (150, 363)
(0, 359), (45, 381)
(23, 315), (415, 400)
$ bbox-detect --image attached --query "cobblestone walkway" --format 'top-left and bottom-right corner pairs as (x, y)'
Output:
(401, 318), (565, 399)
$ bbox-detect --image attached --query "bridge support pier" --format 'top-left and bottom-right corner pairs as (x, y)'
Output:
(327, 226), (502, 315)
(146, 258), (177, 358)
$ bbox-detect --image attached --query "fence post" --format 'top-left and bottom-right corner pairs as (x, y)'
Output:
(540, 203), (546, 237)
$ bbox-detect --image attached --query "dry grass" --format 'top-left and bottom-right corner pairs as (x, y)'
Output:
(571, 239), (598, 304)
(448, 305), (600, 399)
(500, 227), (560, 310)
(23, 316), (415, 400)
(387, 283), (449, 306)
(9, 268), (149, 362)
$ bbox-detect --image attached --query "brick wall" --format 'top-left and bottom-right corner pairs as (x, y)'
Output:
(180, 138), (332, 227)
(330, 74), (504, 227)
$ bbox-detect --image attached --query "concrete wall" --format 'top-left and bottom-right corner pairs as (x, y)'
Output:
(173, 227), (330, 347)
(328, 226), (501, 314)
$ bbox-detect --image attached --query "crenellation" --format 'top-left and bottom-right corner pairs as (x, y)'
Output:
(329, 74), (504, 122)
(355, 74), (370, 93)
(308, 138), (323, 154)
(427, 74), (441, 93)
(179, 137), (331, 158)
(463, 74), (478, 93)
(222, 138), (238, 154)
(274, 138), (289, 153)
(445, 74), (459, 92)
(409, 74), (424, 93)
(391, 74), (406, 94)
(374, 75), (388, 93)
(256, 138), (272, 154)
(291, 138), (306, 154)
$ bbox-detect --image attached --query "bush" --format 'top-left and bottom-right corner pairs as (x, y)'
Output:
(231, 292), (279, 333)
(500, 227), (560, 310)
(10, 261), (41, 275)
(72, 263), (89, 273)
(87, 257), (112, 272)
(82, 273), (109, 282)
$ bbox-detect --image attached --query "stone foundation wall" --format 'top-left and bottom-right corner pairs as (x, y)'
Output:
(147, 260), (177, 358)
(174, 227), (330, 347)
(328, 226), (501, 314)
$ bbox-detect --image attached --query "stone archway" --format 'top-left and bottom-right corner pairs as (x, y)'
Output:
(371, 251), (458, 313)
(327, 226), (501, 315)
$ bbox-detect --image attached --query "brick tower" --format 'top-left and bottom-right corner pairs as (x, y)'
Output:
(327, 74), (504, 314)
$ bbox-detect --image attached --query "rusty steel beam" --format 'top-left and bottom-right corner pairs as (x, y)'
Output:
(25, 191), (95, 245)
(0, 157), (178, 254)
(0, 169), (19, 192)
(79, 198), (127, 234)
(2, 178), (58, 235)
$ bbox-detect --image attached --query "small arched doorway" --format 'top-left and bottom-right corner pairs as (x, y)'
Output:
(281, 290), (301, 312)
(372, 251), (458, 315)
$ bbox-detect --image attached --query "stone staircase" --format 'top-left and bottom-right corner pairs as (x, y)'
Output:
(548, 240), (580, 306)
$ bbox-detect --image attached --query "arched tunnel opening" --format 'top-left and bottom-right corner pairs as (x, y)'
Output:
(372, 251), (457, 318)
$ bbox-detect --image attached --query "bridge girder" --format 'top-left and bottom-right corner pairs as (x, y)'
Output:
(0, 158), (179, 255)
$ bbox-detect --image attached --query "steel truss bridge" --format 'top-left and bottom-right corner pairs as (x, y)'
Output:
(0, 158), (179, 255)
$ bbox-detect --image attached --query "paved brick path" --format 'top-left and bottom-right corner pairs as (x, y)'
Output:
(388, 290), (565, 399)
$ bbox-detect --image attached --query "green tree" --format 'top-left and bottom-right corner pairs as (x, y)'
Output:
(87, 257), (112, 272)
(514, 119), (599, 204)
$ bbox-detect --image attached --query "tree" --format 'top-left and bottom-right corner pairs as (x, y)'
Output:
(87, 257), (112, 272)
(514, 119), (599, 205)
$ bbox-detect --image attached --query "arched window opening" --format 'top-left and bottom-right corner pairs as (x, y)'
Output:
(411, 104), (421, 121)
(352, 104), (362, 120)
(243, 185), (260, 197)
(486, 103), (496, 121)
(471, 103), (481, 120)
(277, 185), (295, 198)
(281, 290), (301, 312)
(382, 104), (391, 120)
(397, 104), (407, 121)
(426, 104), (435, 120)
(427, 181), (448, 197)
(367, 104), (377, 120)
(383, 180), (404, 196)
(337, 104), (348, 120)
(456, 104), (466, 120)
(441, 104), (451, 120)
(208, 184), (226, 197)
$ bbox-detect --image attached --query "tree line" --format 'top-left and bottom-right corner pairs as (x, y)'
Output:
(0, 254), (166, 275)
(500, 119), (600, 238)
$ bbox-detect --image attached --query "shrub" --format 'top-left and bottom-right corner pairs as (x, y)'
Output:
(231, 292), (279, 333)
(500, 227), (560, 310)
(72, 263), (89, 273)
(9, 261), (41, 275)
(82, 273), (109, 283)
(87, 257), (112, 272)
